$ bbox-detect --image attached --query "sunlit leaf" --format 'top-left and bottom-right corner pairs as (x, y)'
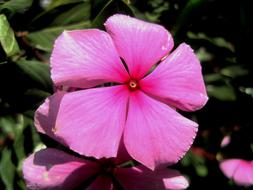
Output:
(0, 14), (20, 57)
(27, 21), (90, 52)
(0, 0), (32, 13)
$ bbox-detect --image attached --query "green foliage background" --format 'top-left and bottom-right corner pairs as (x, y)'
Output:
(0, 0), (252, 189)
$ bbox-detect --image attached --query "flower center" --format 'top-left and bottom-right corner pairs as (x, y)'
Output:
(128, 79), (138, 91)
(98, 159), (115, 176)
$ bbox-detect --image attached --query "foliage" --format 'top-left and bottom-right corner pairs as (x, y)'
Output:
(0, 0), (252, 189)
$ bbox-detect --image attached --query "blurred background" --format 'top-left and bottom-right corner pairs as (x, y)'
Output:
(0, 0), (252, 189)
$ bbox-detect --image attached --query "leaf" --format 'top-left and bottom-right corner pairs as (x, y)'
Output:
(196, 165), (208, 177)
(17, 180), (26, 190)
(0, 116), (16, 137)
(24, 88), (51, 99)
(207, 85), (236, 101)
(13, 114), (26, 162)
(0, 115), (26, 167)
(51, 2), (91, 26)
(0, 0), (32, 13)
(16, 59), (53, 91)
(46, 0), (85, 10)
(92, 0), (134, 28)
(0, 14), (20, 57)
(27, 21), (90, 52)
(0, 149), (15, 190)
(220, 65), (249, 78)
(188, 32), (235, 52)
(204, 73), (223, 83)
(196, 47), (213, 62)
(181, 150), (208, 177)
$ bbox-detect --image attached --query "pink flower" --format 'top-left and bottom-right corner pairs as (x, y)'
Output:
(35, 14), (208, 169)
(22, 148), (189, 190)
(220, 159), (253, 186)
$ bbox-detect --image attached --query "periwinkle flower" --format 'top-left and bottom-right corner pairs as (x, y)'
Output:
(35, 14), (208, 170)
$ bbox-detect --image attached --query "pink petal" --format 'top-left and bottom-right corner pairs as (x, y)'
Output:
(86, 176), (114, 190)
(220, 159), (253, 186)
(54, 86), (129, 158)
(34, 92), (66, 145)
(140, 43), (208, 111)
(220, 159), (241, 178)
(51, 29), (129, 88)
(124, 91), (198, 170)
(105, 14), (173, 79)
(115, 166), (189, 190)
(220, 135), (231, 148)
(22, 148), (99, 190)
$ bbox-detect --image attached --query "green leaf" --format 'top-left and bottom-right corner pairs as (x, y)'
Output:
(0, 14), (20, 57)
(181, 150), (208, 177)
(13, 114), (26, 162)
(196, 47), (213, 62)
(92, 0), (134, 28)
(46, 0), (85, 10)
(220, 65), (249, 78)
(51, 2), (91, 26)
(0, 0), (32, 13)
(188, 32), (235, 52)
(16, 59), (53, 91)
(27, 21), (90, 52)
(196, 165), (208, 177)
(204, 73), (223, 83)
(207, 85), (236, 101)
(17, 180), (26, 190)
(0, 149), (15, 190)
(0, 115), (27, 169)
(24, 88), (51, 99)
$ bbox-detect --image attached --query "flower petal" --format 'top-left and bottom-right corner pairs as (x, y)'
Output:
(105, 14), (173, 79)
(51, 29), (129, 88)
(86, 176), (114, 190)
(124, 91), (197, 170)
(34, 92), (66, 145)
(220, 159), (253, 186)
(22, 148), (98, 190)
(140, 43), (208, 111)
(115, 166), (189, 190)
(54, 86), (129, 158)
